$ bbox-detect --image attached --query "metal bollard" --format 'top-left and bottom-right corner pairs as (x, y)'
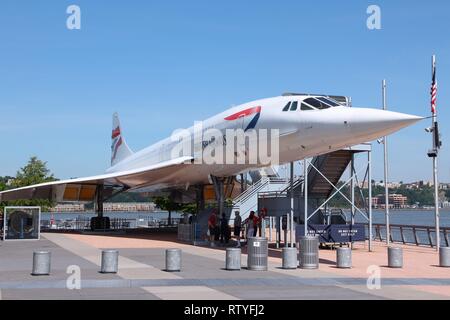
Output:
(166, 248), (182, 272)
(32, 251), (51, 275)
(226, 248), (241, 270)
(101, 250), (119, 273)
(388, 247), (403, 268)
(336, 247), (352, 269)
(282, 247), (298, 269)
(440, 247), (450, 267)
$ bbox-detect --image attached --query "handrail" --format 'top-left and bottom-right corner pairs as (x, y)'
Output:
(233, 176), (288, 205)
(364, 223), (450, 248)
(235, 178), (269, 205)
(233, 177), (268, 204)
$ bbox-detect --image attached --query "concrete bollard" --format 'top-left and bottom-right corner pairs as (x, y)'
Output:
(388, 247), (403, 268)
(226, 248), (241, 270)
(336, 247), (352, 269)
(166, 249), (182, 272)
(101, 250), (119, 273)
(440, 247), (450, 267)
(282, 247), (298, 269)
(32, 251), (51, 275)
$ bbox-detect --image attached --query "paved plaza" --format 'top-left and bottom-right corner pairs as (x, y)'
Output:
(0, 232), (449, 300)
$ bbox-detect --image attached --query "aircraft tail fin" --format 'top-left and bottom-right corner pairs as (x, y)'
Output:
(111, 112), (133, 166)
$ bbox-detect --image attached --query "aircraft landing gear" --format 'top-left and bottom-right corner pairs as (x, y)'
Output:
(90, 184), (110, 231)
(210, 175), (234, 217)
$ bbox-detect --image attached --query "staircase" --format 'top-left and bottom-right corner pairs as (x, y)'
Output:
(230, 146), (369, 223)
(231, 176), (289, 222)
(307, 150), (353, 198)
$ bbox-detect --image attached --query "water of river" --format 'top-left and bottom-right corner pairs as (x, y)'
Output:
(350, 209), (450, 227)
(42, 209), (450, 228)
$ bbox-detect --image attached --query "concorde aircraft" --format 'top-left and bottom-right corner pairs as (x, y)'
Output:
(0, 93), (422, 207)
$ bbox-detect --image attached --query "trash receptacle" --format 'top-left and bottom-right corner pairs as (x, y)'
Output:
(298, 236), (319, 269)
(247, 237), (268, 271)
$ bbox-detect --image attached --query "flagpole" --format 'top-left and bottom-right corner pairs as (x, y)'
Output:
(429, 54), (440, 252)
(382, 79), (390, 246)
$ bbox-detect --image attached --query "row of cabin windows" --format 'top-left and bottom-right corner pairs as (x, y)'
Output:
(282, 97), (340, 112)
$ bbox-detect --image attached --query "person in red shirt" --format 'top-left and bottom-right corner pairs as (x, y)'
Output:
(252, 212), (259, 237)
(246, 211), (256, 240)
(258, 208), (267, 236)
(208, 210), (217, 245)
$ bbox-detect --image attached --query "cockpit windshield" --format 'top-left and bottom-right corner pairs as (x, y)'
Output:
(317, 97), (340, 107)
(303, 98), (329, 109)
(303, 97), (341, 110)
(281, 96), (343, 112)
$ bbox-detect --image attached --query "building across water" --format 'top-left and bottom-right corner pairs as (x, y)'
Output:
(370, 193), (409, 209)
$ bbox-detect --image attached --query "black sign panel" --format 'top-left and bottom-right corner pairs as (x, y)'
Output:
(296, 224), (366, 243)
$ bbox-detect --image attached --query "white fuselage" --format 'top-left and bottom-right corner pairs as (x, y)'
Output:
(105, 94), (421, 190)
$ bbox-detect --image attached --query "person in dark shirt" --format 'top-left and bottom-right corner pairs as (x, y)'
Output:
(220, 213), (230, 244)
(233, 211), (242, 247)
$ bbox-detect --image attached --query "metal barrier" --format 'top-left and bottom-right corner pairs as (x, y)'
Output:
(365, 223), (450, 248)
(177, 223), (203, 243)
(41, 217), (183, 231)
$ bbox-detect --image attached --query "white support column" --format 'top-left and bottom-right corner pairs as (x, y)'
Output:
(285, 213), (289, 247)
(269, 217), (272, 241)
(350, 155), (355, 226)
(368, 150), (373, 252)
(277, 216), (282, 248)
(303, 159), (308, 236)
(290, 162), (294, 247)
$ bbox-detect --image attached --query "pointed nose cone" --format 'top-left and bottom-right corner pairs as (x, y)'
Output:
(348, 108), (423, 141)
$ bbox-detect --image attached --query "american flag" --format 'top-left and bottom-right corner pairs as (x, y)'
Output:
(431, 60), (437, 114)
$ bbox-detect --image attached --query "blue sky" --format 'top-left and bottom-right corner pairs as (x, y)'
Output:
(0, 0), (449, 182)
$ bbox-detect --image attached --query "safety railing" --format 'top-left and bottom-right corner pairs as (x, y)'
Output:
(41, 217), (182, 231)
(177, 223), (205, 242)
(233, 177), (289, 204)
(231, 177), (289, 222)
(364, 223), (450, 248)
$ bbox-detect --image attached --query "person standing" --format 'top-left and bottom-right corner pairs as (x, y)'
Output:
(258, 208), (267, 237)
(253, 212), (259, 237)
(233, 211), (242, 247)
(208, 210), (217, 246)
(219, 213), (230, 245)
(247, 211), (256, 240)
